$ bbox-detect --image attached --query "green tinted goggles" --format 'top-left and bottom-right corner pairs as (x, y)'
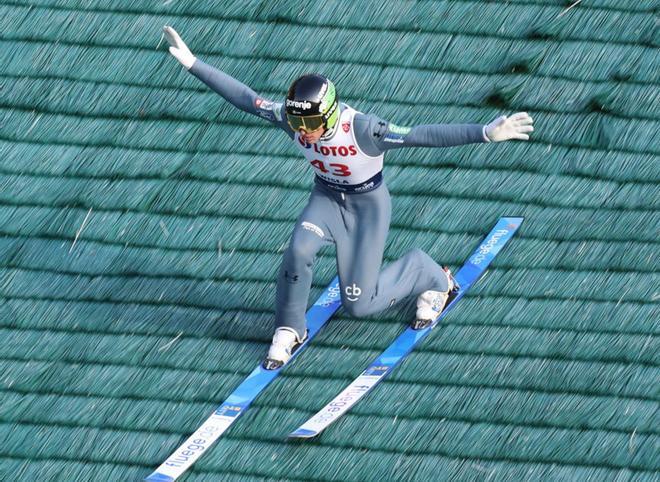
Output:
(286, 113), (325, 132)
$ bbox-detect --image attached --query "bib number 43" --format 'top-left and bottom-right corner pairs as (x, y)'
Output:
(310, 160), (351, 177)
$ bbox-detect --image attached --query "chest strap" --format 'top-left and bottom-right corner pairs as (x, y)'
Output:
(314, 171), (383, 194)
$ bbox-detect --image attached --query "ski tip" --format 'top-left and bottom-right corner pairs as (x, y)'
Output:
(288, 428), (319, 439)
(144, 473), (175, 482)
(500, 216), (524, 227)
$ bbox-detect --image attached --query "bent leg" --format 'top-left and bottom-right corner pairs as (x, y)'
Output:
(341, 247), (448, 318)
(336, 185), (447, 317)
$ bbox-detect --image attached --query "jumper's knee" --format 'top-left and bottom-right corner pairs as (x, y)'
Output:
(341, 282), (373, 317)
(343, 300), (372, 318)
(285, 234), (318, 267)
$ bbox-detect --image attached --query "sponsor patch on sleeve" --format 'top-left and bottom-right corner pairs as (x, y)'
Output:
(383, 123), (411, 143)
(254, 98), (281, 122)
(388, 124), (412, 135)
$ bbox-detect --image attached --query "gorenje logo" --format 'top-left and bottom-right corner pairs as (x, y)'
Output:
(470, 229), (509, 265)
(286, 99), (312, 110)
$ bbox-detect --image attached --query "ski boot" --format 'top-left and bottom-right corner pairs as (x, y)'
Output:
(411, 267), (460, 330)
(263, 327), (308, 370)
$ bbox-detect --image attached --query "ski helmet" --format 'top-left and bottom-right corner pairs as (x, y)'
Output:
(285, 74), (339, 132)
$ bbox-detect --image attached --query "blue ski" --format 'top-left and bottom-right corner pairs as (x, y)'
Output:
(289, 217), (523, 439)
(146, 278), (342, 481)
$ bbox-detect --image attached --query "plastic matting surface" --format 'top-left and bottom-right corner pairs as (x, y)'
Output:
(0, 1), (658, 480)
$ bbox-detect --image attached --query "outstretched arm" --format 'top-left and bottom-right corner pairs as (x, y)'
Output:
(189, 59), (268, 117)
(354, 112), (534, 155)
(163, 26), (293, 135)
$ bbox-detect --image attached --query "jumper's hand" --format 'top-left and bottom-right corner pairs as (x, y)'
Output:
(484, 112), (534, 142)
(163, 25), (196, 70)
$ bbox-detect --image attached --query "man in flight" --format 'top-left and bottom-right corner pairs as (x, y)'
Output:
(163, 26), (534, 370)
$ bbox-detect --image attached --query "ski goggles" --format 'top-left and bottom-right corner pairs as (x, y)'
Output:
(286, 113), (325, 132)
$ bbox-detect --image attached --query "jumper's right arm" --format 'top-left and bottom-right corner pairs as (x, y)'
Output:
(163, 26), (293, 136)
(189, 60), (258, 115)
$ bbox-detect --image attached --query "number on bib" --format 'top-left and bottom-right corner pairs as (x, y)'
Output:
(329, 163), (351, 177)
(310, 160), (352, 177)
(310, 160), (329, 173)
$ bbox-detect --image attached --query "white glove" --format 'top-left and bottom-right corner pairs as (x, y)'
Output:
(483, 112), (534, 142)
(163, 25), (196, 70)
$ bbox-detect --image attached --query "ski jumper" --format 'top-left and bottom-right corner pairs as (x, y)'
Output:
(189, 60), (489, 338)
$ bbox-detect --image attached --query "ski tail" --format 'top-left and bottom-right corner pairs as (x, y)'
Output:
(145, 277), (342, 481)
(289, 217), (523, 439)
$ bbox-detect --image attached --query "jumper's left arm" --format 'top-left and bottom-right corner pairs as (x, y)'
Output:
(353, 112), (534, 155)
